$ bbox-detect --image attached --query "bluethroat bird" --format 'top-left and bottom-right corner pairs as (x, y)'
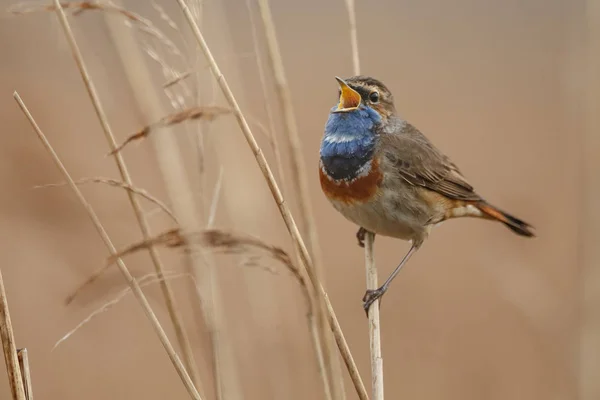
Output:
(319, 76), (535, 313)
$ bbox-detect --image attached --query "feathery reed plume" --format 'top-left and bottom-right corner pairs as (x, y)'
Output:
(16, 349), (32, 400)
(0, 268), (26, 400)
(109, 106), (231, 155)
(175, 1), (368, 399)
(35, 177), (178, 223)
(14, 91), (203, 400)
(108, 228), (311, 305)
(54, 272), (186, 350)
(9, 2), (182, 58)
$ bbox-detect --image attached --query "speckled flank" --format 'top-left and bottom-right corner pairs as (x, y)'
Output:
(319, 158), (383, 204)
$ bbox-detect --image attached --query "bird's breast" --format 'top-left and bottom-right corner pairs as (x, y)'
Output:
(319, 157), (383, 204)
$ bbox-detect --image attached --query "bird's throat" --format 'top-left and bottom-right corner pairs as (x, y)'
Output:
(320, 112), (377, 181)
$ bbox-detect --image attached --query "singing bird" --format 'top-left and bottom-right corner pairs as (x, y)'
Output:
(319, 76), (534, 312)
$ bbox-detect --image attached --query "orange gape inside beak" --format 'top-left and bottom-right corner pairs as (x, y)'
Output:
(335, 77), (361, 111)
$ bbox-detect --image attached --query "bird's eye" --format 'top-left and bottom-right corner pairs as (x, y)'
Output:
(369, 91), (380, 103)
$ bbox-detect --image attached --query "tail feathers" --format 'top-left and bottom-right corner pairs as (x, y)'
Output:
(477, 202), (535, 237)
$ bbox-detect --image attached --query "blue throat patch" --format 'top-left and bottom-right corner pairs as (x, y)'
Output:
(320, 106), (381, 181)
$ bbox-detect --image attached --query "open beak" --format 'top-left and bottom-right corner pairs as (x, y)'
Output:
(334, 76), (361, 112)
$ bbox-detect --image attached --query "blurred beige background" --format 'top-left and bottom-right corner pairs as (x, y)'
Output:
(0, 0), (593, 399)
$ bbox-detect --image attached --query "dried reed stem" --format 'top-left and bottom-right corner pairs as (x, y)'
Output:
(254, 1), (343, 398)
(175, 1), (368, 399)
(16, 349), (32, 400)
(13, 92), (202, 400)
(364, 233), (383, 400)
(344, 0), (360, 76)
(49, 0), (203, 394)
(244, 0), (285, 188)
(0, 268), (26, 400)
(245, 0), (333, 397)
(102, 3), (240, 397)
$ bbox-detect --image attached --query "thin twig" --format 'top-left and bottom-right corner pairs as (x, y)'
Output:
(49, 1), (203, 394)
(364, 233), (383, 400)
(174, 1), (368, 399)
(16, 349), (33, 400)
(35, 177), (178, 224)
(0, 269), (26, 400)
(13, 92), (202, 400)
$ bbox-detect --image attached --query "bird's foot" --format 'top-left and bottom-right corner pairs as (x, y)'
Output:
(356, 227), (374, 248)
(362, 286), (387, 316)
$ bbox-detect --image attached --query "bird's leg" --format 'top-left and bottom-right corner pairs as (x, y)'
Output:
(362, 243), (418, 314)
(356, 227), (374, 248)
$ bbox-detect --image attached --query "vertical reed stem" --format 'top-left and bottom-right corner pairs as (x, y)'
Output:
(17, 349), (33, 400)
(0, 269), (26, 400)
(254, 0), (340, 398)
(364, 233), (383, 400)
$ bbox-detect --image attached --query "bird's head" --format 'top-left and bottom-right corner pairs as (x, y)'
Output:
(332, 76), (395, 120)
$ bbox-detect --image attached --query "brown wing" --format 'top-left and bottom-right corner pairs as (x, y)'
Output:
(380, 121), (482, 201)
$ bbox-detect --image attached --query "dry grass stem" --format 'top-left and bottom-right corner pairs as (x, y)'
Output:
(13, 91), (203, 400)
(0, 268), (26, 400)
(255, 0), (342, 398)
(103, 3), (240, 396)
(54, 272), (188, 350)
(245, 0), (286, 188)
(175, 1), (368, 398)
(49, 0), (204, 393)
(16, 349), (32, 400)
(164, 70), (193, 88)
(109, 106), (231, 155)
(245, 3), (333, 396)
(344, 0), (360, 76)
(35, 177), (178, 223)
(207, 168), (224, 229)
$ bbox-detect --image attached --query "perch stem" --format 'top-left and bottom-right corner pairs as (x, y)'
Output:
(364, 233), (383, 400)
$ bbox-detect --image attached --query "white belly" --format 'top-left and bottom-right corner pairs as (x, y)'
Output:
(329, 197), (419, 241)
